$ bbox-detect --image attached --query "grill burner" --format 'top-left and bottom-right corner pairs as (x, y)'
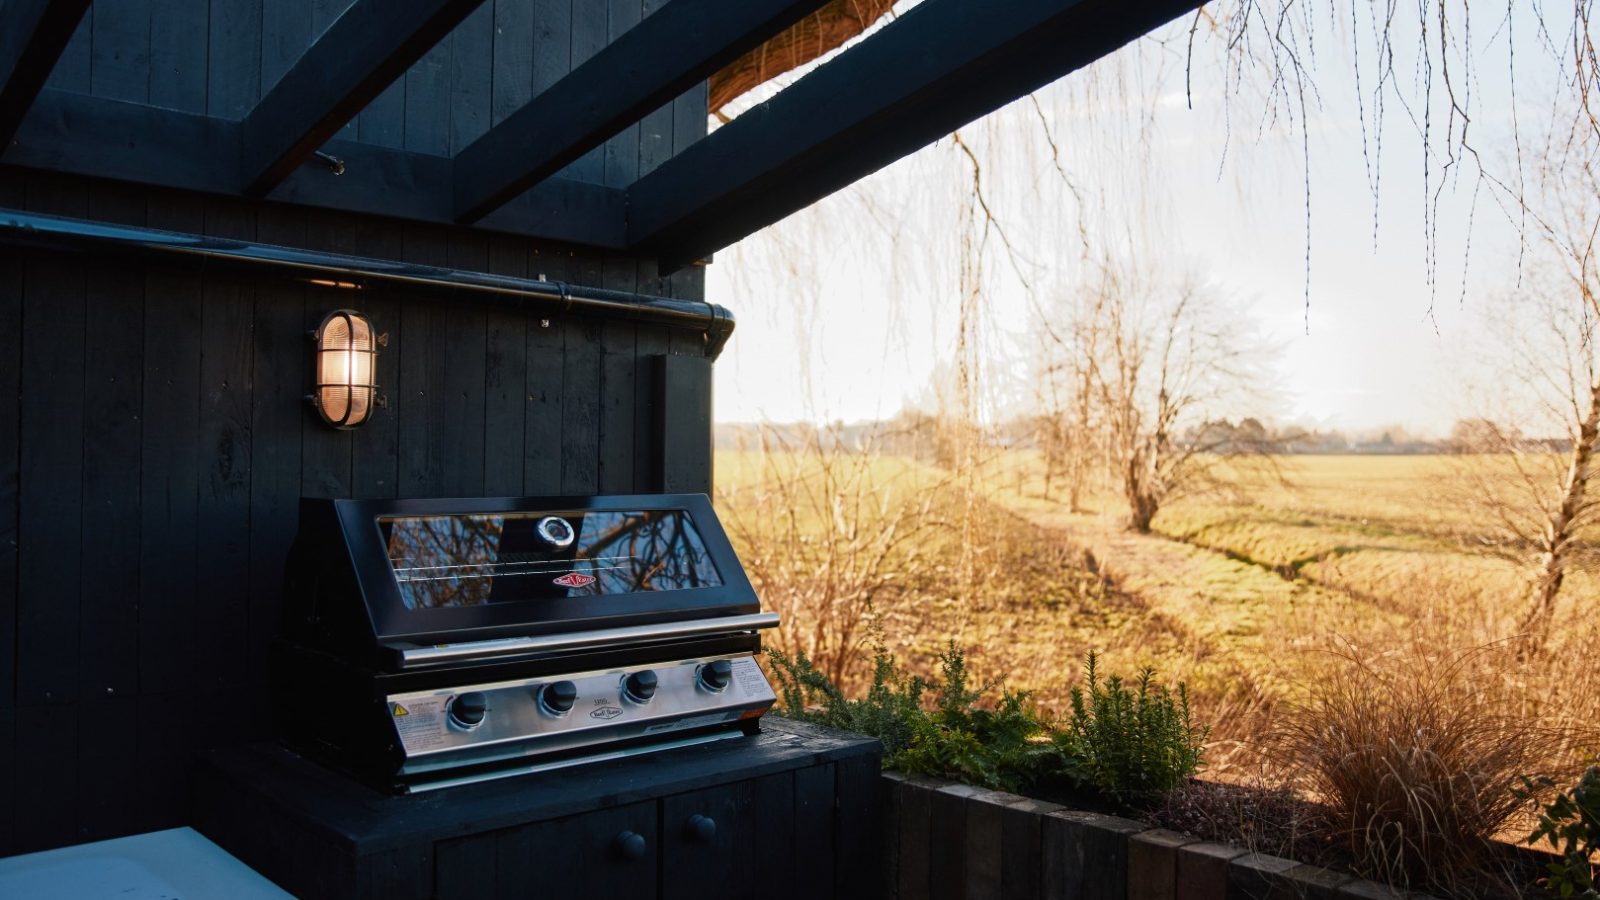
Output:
(272, 493), (778, 792)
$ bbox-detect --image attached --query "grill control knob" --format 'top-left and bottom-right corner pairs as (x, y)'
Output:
(698, 660), (733, 692)
(449, 692), (488, 728)
(623, 670), (658, 703)
(540, 680), (579, 715)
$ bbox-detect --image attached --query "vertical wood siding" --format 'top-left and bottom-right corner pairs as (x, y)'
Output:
(47, 0), (708, 168)
(0, 0), (718, 854)
(0, 177), (711, 854)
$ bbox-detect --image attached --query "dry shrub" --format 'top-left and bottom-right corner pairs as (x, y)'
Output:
(721, 423), (1139, 699)
(1189, 680), (1279, 782)
(718, 426), (950, 686)
(1265, 641), (1597, 895)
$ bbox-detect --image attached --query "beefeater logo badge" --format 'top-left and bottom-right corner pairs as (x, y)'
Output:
(553, 572), (596, 588)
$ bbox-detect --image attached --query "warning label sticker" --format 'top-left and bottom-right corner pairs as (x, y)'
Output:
(390, 696), (448, 752)
(732, 657), (768, 696)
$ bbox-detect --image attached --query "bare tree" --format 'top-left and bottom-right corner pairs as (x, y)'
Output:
(1524, 151), (1600, 648)
(1039, 261), (1271, 533)
(1452, 160), (1600, 655)
(1523, 394), (1600, 654)
(1031, 323), (1101, 511)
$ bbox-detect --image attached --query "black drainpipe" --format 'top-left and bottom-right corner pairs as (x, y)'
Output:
(0, 208), (736, 359)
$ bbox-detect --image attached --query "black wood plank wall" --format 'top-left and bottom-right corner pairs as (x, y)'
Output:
(0, 0), (715, 855)
(43, 0), (703, 174)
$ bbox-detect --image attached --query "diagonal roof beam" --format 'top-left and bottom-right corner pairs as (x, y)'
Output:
(0, 0), (92, 151)
(452, 0), (830, 224)
(627, 0), (1208, 272)
(242, 0), (488, 197)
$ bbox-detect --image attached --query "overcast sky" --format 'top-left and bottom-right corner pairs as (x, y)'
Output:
(708, 4), (1573, 437)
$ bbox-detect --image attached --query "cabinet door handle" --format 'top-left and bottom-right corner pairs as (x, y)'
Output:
(684, 814), (717, 843)
(614, 830), (648, 860)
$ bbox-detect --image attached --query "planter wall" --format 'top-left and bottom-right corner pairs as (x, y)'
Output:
(880, 772), (1435, 900)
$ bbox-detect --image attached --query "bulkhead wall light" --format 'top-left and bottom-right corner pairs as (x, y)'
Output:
(309, 309), (386, 429)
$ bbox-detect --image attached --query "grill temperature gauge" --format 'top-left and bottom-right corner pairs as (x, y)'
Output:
(535, 516), (576, 550)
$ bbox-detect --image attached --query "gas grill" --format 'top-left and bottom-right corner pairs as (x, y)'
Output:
(272, 493), (778, 792)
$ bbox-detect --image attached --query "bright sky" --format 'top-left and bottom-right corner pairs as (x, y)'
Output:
(708, 4), (1575, 437)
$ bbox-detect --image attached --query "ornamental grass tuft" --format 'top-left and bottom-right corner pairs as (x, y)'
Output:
(1263, 642), (1595, 896)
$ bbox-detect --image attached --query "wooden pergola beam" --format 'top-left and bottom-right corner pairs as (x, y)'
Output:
(627, 0), (1207, 271)
(0, 0), (92, 150)
(452, 0), (830, 224)
(241, 0), (488, 197)
(12, 89), (630, 249)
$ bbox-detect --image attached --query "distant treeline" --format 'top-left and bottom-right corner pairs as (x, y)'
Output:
(715, 415), (1573, 457)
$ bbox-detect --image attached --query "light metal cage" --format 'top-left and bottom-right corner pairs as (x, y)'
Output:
(309, 309), (382, 429)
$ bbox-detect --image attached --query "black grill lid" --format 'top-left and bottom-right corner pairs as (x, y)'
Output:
(283, 493), (760, 657)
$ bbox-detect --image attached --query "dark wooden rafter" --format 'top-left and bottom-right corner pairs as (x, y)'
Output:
(627, 0), (1209, 271)
(0, 0), (92, 150)
(0, 0), (1212, 270)
(241, 0), (488, 197)
(11, 89), (630, 249)
(453, 0), (831, 224)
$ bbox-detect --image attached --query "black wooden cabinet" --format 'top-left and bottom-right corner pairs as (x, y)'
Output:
(194, 719), (881, 900)
(662, 778), (762, 899)
(435, 800), (660, 899)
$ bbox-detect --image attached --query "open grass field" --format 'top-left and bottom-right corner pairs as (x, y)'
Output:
(718, 447), (1600, 777)
(715, 448), (1169, 699)
(1149, 456), (1598, 648)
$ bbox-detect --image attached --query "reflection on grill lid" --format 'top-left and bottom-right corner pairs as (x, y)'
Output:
(281, 494), (762, 669)
(383, 508), (724, 609)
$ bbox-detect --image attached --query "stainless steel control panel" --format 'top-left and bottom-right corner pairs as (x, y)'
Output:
(384, 653), (775, 776)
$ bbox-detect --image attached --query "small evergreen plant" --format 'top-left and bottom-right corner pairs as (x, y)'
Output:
(1058, 651), (1209, 802)
(766, 644), (1206, 805)
(1518, 764), (1600, 899)
(767, 643), (1067, 794)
